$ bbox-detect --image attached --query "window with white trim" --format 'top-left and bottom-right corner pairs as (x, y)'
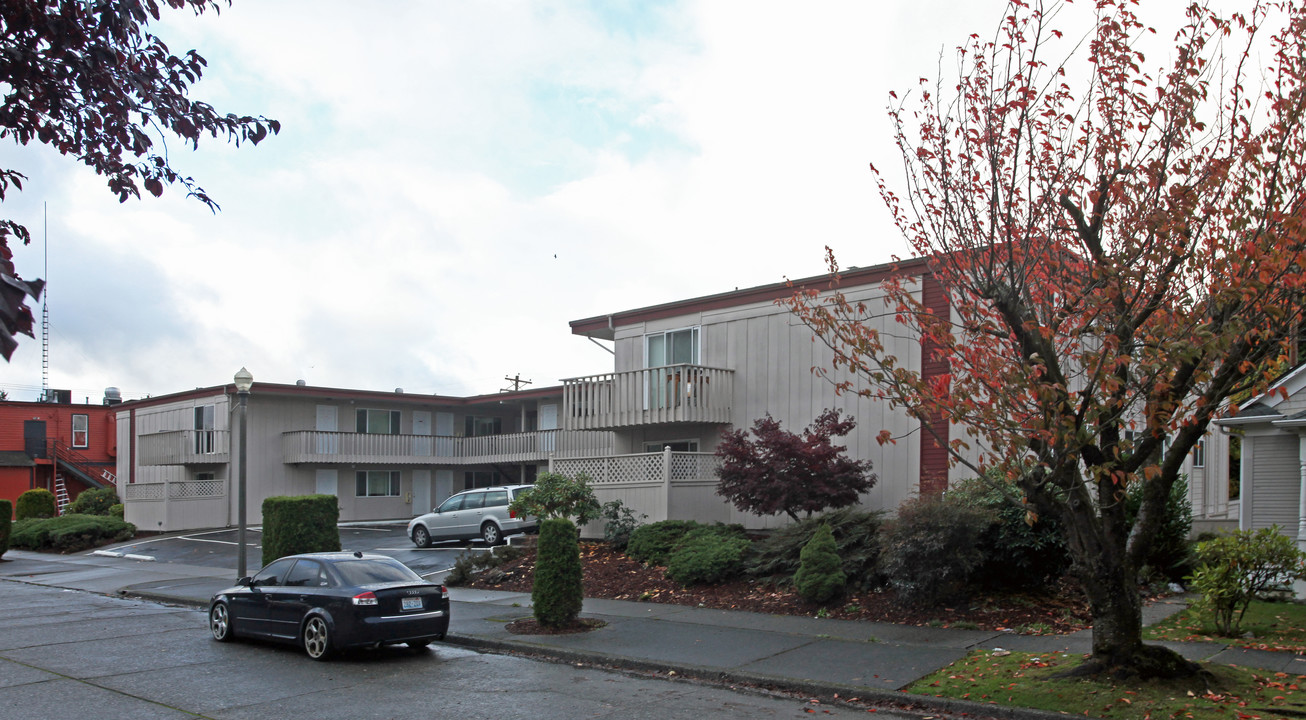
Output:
(645, 327), (699, 368)
(355, 470), (401, 497)
(1192, 437), (1206, 468)
(356, 409), (400, 435)
(72, 414), (89, 448)
(194, 405), (216, 453)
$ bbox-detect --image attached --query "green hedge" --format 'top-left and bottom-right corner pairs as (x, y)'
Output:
(10, 514), (135, 552)
(260, 494), (340, 567)
(0, 499), (11, 558)
(67, 488), (120, 516)
(16, 489), (56, 520)
(532, 518), (584, 627)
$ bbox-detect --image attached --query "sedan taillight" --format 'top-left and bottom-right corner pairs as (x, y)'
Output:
(352, 591), (378, 606)
(440, 585), (448, 598)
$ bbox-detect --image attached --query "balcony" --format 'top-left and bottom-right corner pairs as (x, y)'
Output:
(281, 429), (613, 465)
(561, 364), (734, 430)
(137, 430), (230, 466)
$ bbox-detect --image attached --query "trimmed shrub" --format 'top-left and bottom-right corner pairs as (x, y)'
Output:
(10, 514), (135, 552)
(880, 495), (992, 607)
(626, 520), (704, 565)
(949, 476), (1071, 590)
(1189, 526), (1306, 636)
(746, 508), (884, 590)
(261, 494), (340, 567)
(16, 489), (56, 520)
(67, 487), (120, 516)
(600, 499), (646, 552)
(665, 529), (750, 585)
(1125, 476), (1194, 582)
(794, 523), (846, 604)
(533, 517), (584, 627)
(108, 503), (125, 519)
(0, 499), (11, 558)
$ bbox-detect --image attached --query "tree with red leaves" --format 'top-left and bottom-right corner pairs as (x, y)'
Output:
(715, 409), (876, 523)
(0, 1), (278, 360)
(787, 0), (1306, 679)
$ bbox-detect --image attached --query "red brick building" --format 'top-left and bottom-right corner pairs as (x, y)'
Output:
(0, 398), (118, 516)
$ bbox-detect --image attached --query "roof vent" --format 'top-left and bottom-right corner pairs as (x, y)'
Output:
(395, 388), (404, 394)
(296, 379), (306, 386)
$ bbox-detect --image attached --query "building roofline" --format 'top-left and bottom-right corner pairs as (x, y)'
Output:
(569, 255), (932, 339)
(116, 381), (563, 411)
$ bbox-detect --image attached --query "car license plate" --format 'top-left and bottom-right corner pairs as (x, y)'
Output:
(401, 597), (423, 611)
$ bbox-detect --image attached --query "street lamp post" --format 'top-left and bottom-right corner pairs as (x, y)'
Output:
(234, 367), (253, 579)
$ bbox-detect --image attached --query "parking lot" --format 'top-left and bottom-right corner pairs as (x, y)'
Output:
(104, 523), (498, 578)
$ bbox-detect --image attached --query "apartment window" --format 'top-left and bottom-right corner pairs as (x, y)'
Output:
(356, 409), (401, 435)
(464, 416), (502, 437)
(463, 470), (503, 490)
(194, 405), (216, 454)
(72, 414), (89, 448)
(1192, 437), (1206, 468)
(355, 470), (401, 497)
(644, 440), (700, 453)
(646, 327), (699, 368)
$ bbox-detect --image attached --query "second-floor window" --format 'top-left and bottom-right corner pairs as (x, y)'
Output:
(464, 416), (502, 437)
(646, 327), (699, 368)
(357, 409), (401, 435)
(194, 405), (216, 454)
(1192, 437), (1206, 468)
(72, 414), (89, 448)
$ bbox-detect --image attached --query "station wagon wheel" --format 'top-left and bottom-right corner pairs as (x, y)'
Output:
(209, 602), (233, 642)
(481, 522), (501, 546)
(412, 525), (431, 548)
(302, 616), (333, 660)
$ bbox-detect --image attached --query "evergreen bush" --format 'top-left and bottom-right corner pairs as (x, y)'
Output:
(949, 476), (1072, 590)
(532, 517), (584, 627)
(16, 489), (56, 520)
(0, 499), (11, 558)
(1189, 526), (1306, 636)
(260, 494), (340, 567)
(109, 503), (125, 519)
(626, 520), (703, 565)
(508, 472), (601, 526)
(67, 487), (120, 516)
(794, 523), (846, 603)
(746, 508), (884, 590)
(1125, 476), (1194, 582)
(10, 514), (135, 552)
(880, 495), (992, 607)
(443, 544), (525, 586)
(665, 529), (750, 585)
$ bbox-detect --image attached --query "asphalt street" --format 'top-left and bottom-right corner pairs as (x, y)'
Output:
(0, 581), (903, 720)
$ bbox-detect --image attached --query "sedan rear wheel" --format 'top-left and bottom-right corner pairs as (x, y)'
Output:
(481, 522), (501, 546)
(303, 616), (333, 661)
(209, 602), (233, 642)
(412, 525), (431, 548)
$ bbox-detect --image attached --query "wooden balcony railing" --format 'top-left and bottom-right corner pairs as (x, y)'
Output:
(137, 430), (230, 466)
(281, 429), (613, 465)
(561, 364), (734, 430)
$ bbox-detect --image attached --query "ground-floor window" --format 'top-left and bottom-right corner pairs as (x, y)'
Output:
(644, 440), (699, 453)
(463, 470), (507, 490)
(356, 470), (401, 497)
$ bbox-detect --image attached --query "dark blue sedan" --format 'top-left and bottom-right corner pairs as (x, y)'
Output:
(208, 551), (450, 660)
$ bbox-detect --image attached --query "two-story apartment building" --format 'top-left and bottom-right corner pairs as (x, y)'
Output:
(0, 395), (119, 515)
(117, 256), (1234, 534)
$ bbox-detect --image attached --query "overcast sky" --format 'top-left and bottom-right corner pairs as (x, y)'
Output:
(0, 1), (1214, 403)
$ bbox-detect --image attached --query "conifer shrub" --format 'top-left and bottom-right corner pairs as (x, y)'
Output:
(664, 528), (751, 585)
(794, 523), (846, 603)
(0, 499), (11, 558)
(109, 503), (124, 519)
(67, 487), (120, 516)
(879, 494), (992, 607)
(16, 489), (56, 520)
(10, 514), (135, 552)
(260, 494), (340, 566)
(626, 520), (704, 565)
(745, 508), (884, 590)
(532, 517), (584, 627)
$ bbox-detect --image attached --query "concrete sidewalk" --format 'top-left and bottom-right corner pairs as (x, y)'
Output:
(4, 548), (1305, 719)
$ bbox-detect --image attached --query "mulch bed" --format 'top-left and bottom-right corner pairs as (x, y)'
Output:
(463, 541), (1094, 634)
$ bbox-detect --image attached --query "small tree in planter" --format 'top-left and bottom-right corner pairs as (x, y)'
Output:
(508, 472), (601, 527)
(532, 517), (584, 628)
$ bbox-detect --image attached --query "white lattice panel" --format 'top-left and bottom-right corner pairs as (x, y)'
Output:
(555, 454), (664, 485)
(125, 483), (165, 501)
(670, 453), (718, 481)
(169, 480), (225, 499)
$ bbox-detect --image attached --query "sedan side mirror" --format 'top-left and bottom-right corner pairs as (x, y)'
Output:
(237, 576), (253, 587)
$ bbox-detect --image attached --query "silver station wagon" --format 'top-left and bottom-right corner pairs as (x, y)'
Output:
(407, 485), (537, 547)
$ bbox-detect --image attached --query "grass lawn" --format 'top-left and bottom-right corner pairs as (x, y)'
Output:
(907, 649), (1306, 718)
(1145, 601), (1306, 654)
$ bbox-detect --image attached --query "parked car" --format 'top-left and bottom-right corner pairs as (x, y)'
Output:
(208, 551), (449, 661)
(407, 485), (537, 547)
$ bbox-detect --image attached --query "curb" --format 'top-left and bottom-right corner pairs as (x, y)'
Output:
(443, 633), (1071, 720)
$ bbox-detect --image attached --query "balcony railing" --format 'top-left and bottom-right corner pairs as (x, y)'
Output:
(281, 429), (613, 465)
(561, 364), (734, 430)
(137, 430), (230, 466)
